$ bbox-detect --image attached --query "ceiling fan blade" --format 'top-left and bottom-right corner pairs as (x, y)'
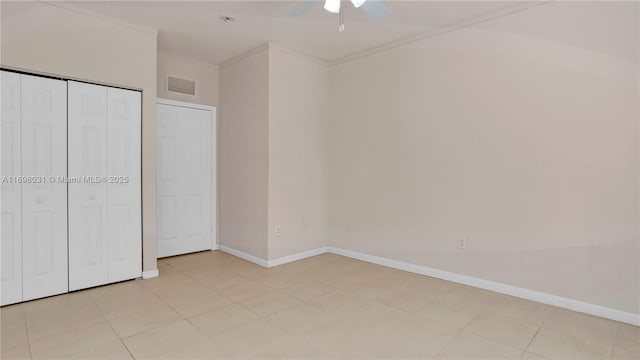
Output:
(361, 0), (390, 21)
(288, 0), (319, 17)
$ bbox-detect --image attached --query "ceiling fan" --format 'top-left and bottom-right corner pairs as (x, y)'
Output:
(288, 0), (390, 32)
(323, 0), (366, 13)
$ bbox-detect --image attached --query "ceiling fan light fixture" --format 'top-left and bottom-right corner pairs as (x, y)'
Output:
(350, 0), (367, 8)
(324, 0), (341, 13)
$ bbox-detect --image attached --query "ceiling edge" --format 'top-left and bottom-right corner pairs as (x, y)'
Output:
(219, 42), (270, 68)
(268, 43), (329, 67)
(158, 51), (219, 69)
(39, 0), (159, 36)
(329, 0), (552, 67)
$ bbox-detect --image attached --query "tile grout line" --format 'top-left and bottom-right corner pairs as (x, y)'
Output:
(144, 289), (189, 337)
(20, 252), (630, 359)
(433, 325), (465, 358)
(23, 309), (34, 360)
(467, 308), (546, 351)
(173, 254), (342, 352)
(103, 275), (184, 342)
(148, 259), (265, 347)
(435, 303), (532, 356)
(609, 324), (620, 359)
(524, 326), (542, 352)
(170, 257), (273, 301)
(90, 289), (137, 359)
(118, 338), (137, 360)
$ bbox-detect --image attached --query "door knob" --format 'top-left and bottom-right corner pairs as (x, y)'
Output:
(36, 196), (45, 204)
(89, 194), (96, 200)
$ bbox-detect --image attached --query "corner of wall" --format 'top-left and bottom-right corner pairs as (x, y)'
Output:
(265, 45), (330, 260)
(218, 43), (270, 261)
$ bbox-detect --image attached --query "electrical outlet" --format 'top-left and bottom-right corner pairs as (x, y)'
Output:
(458, 238), (466, 250)
(275, 226), (282, 237)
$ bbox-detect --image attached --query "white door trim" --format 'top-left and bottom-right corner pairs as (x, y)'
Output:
(156, 98), (217, 254)
(157, 98), (216, 113)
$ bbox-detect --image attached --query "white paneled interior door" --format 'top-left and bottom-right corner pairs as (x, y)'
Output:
(68, 81), (109, 291)
(20, 74), (68, 301)
(106, 87), (142, 283)
(157, 100), (215, 258)
(1, 71), (23, 305)
(68, 81), (141, 291)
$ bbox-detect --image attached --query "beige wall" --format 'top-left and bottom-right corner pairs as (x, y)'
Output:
(268, 45), (329, 260)
(219, 47), (270, 259)
(157, 51), (219, 107)
(219, 44), (329, 261)
(328, 2), (639, 314)
(4, 0), (635, 317)
(1, 1), (159, 272)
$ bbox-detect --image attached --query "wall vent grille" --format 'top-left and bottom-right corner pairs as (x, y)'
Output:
(167, 76), (196, 96)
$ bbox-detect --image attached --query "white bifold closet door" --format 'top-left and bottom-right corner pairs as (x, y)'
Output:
(68, 81), (141, 291)
(1, 71), (23, 305)
(21, 75), (68, 301)
(1, 71), (68, 305)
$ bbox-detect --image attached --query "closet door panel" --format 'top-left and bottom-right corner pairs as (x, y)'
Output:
(181, 107), (212, 253)
(68, 81), (109, 291)
(157, 104), (181, 256)
(1, 71), (23, 305)
(107, 87), (141, 282)
(20, 74), (68, 301)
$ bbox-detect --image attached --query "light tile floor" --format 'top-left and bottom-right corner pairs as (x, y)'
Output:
(1, 251), (638, 359)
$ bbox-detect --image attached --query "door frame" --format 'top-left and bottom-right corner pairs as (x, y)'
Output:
(156, 98), (217, 254)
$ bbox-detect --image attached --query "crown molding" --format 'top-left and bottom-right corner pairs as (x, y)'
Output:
(219, 43), (270, 68)
(268, 43), (329, 67)
(219, 42), (328, 68)
(330, 1), (552, 67)
(158, 51), (219, 69)
(39, 0), (159, 36)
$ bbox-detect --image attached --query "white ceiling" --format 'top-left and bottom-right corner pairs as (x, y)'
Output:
(53, 0), (526, 65)
(4, 1), (636, 66)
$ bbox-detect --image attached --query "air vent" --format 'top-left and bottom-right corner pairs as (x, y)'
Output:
(167, 76), (196, 96)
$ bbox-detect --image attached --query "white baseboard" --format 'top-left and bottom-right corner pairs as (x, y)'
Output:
(210, 243), (639, 326)
(218, 245), (328, 268)
(326, 247), (640, 326)
(218, 245), (269, 267)
(211, 243), (219, 251)
(141, 269), (159, 279)
(269, 247), (328, 267)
